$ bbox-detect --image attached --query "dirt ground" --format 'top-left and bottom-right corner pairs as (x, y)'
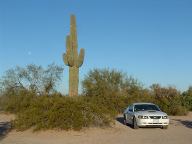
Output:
(0, 112), (192, 144)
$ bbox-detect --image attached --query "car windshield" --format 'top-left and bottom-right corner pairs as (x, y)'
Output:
(134, 104), (160, 112)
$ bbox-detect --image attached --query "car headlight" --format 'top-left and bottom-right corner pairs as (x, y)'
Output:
(138, 115), (148, 119)
(162, 116), (168, 119)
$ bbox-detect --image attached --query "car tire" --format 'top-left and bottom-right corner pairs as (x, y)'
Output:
(162, 125), (168, 129)
(123, 114), (127, 125)
(133, 117), (139, 129)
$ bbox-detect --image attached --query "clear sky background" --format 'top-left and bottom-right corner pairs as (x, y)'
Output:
(0, 0), (192, 93)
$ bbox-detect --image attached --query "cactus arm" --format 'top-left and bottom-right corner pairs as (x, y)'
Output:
(63, 53), (74, 67)
(77, 48), (85, 68)
(64, 35), (75, 67)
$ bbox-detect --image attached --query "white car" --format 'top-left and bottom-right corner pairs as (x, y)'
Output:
(123, 103), (169, 129)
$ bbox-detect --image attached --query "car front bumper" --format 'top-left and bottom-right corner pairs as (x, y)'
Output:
(136, 118), (169, 127)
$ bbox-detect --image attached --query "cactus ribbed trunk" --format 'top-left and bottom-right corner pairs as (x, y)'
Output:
(69, 67), (79, 97)
(62, 15), (85, 97)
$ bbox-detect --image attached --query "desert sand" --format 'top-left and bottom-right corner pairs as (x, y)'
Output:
(0, 112), (192, 144)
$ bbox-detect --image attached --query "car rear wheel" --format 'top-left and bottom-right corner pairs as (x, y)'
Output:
(133, 117), (139, 129)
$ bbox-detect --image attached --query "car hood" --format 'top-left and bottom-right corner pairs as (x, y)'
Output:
(135, 110), (168, 116)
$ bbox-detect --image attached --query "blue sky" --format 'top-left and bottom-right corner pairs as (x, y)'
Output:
(0, 0), (192, 93)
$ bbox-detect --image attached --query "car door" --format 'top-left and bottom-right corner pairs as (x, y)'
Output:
(126, 105), (134, 124)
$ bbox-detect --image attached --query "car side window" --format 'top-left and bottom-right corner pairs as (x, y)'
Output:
(128, 105), (133, 112)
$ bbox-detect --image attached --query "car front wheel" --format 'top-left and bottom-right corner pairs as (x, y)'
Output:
(133, 117), (139, 129)
(123, 114), (127, 125)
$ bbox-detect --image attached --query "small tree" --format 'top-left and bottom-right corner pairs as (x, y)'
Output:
(82, 68), (142, 97)
(82, 68), (145, 113)
(0, 63), (63, 95)
(150, 84), (180, 99)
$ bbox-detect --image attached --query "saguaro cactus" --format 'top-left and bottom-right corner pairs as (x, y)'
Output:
(63, 15), (85, 97)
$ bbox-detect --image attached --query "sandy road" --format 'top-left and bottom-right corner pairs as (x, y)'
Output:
(0, 112), (192, 144)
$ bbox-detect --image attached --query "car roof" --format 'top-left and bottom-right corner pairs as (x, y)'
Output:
(132, 102), (156, 105)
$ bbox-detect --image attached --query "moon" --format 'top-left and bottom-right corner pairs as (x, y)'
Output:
(27, 51), (32, 56)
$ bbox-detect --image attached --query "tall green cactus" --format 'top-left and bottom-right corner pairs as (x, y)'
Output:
(63, 15), (85, 97)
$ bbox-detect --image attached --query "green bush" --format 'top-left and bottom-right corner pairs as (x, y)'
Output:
(13, 95), (115, 131)
(182, 95), (192, 111)
(0, 88), (116, 131)
(153, 95), (188, 116)
(182, 87), (192, 111)
(168, 105), (188, 116)
(84, 94), (127, 114)
(0, 89), (36, 113)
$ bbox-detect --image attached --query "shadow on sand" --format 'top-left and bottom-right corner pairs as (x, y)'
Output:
(116, 116), (125, 125)
(172, 119), (192, 129)
(0, 122), (12, 141)
(116, 116), (133, 128)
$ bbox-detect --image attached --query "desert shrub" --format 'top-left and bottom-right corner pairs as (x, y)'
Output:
(83, 69), (122, 97)
(0, 89), (36, 113)
(168, 105), (188, 116)
(83, 93), (127, 114)
(13, 96), (116, 131)
(156, 97), (188, 115)
(82, 68), (146, 113)
(182, 87), (192, 111)
(150, 84), (188, 115)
